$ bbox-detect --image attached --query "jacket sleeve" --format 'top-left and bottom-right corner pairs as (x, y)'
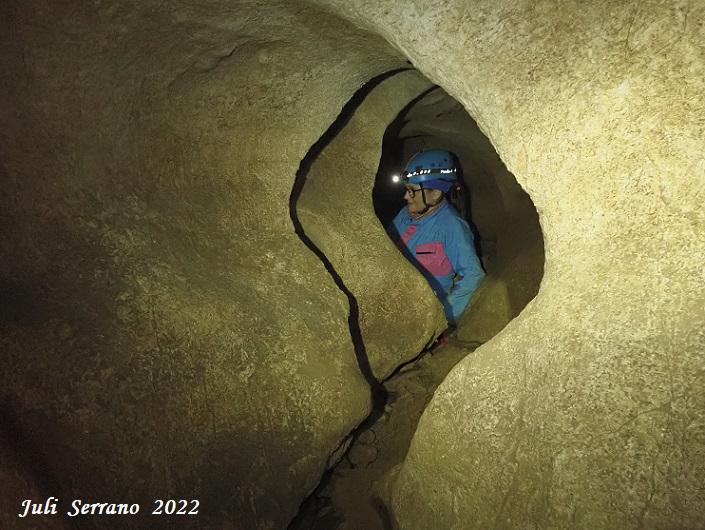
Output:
(387, 208), (406, 240)
(443, 219), (485, 325)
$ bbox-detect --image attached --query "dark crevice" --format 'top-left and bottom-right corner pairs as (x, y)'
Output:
(289, 67), (413, 413)
(287, 68), (414, 529)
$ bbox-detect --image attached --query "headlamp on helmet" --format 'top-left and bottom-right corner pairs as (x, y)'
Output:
(391, 149), (458, 192)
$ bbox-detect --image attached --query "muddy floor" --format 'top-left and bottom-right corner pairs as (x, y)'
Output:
(290, 335), (480, 530)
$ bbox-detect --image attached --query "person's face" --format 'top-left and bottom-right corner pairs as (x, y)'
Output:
(404, 184), (442, 214)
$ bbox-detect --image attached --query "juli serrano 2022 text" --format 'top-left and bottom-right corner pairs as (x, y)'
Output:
(18, 498), (200, 517)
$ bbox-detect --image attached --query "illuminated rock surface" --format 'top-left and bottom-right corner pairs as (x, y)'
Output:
(1, 0), (703, 529)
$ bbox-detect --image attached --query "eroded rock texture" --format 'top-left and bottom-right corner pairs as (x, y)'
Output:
(0, 2), (435, 529)
(1, 0), (704, 529)
(297, 70), (447, 380)
(303, 0), (704, 527)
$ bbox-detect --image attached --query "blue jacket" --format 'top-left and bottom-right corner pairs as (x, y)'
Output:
(388, 200), (485, 325)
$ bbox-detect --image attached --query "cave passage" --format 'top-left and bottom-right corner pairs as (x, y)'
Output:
(2, 0), (702, 528)
(373, 85), (543, 282)
(289, 73), (545, 529)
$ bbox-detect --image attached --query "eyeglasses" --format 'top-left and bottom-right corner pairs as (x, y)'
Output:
(404, 187), (425, 198)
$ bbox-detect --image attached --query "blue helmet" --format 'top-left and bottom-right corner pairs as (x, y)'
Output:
(403, 149), (457, 185)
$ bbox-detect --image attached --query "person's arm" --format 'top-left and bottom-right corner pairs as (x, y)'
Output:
(443, 220), (485, 325)
(387, 208), (405, 241)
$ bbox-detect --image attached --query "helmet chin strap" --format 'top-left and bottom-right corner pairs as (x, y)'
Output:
(417, 187), (444, 215)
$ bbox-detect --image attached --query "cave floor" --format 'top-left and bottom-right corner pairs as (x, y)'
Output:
(291, 335), (479, 530)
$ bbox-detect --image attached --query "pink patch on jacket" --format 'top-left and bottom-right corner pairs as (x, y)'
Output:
(397, 225), (418, 250)
(415, 242), (452, 276)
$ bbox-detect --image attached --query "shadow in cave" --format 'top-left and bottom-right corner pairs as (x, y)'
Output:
(0, 395), (95, 530)
(289, 62), (547, 530)
(372, 86), (440, 229)
(289, 68), (417, 422)
(287, 68), (421, 529)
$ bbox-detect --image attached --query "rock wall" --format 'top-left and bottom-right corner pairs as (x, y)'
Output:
(302, 0), (705, 527)
(0, 2), (433, 528)
(297, 70), (446, 381)
(2, 0), (704, 528)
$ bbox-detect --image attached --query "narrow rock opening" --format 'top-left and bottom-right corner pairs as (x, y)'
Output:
(2, 1), (701, 528)
(290, 73), (544, 528)
(375, 85), (545, 343)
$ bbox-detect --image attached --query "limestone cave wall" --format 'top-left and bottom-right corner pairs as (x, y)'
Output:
(0, 2), (431, 529)
(306, 0), (705, 527)
(1, 0), (704, 529)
